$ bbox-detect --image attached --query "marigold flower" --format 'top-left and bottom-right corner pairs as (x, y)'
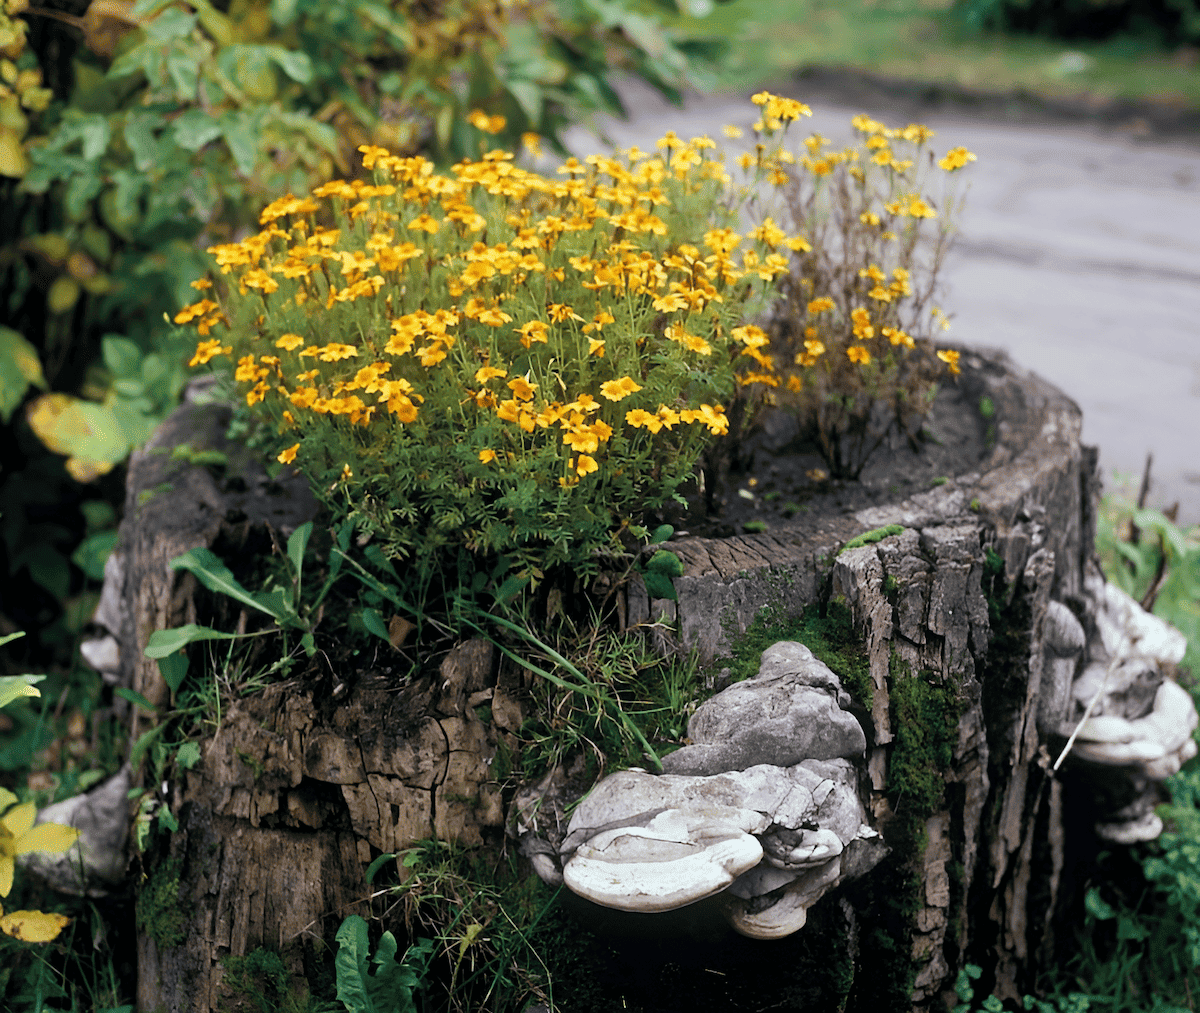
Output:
(277, 443), (300, 465)
(318, 343), (359, 362)
(575, 454), (598, 477)
(622, 409), (654, 433)
(846, 345), (872, 365)
(664, 324), (712, 356)
(475, 366), (507, 384)
(937, 349), (961, 374)
(508, 377), (537, 401)
(276, 333), (305, 351)
(600, 376), (642, 401)
(516, 320), (549, 348)
(588, 338), (606, 357)
(407, 213), (441, 234)
(478, 449), (497, 464)
(939, 147), (977, 172)
(806, 297), (835, 315)
(189, 340), (231, 367)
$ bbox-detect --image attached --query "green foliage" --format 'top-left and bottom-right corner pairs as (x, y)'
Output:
(377, 840), (557, 1012)
(1096, 494), (1199, 676)
(952, 0), (1200, 46)
(334, 916), (431, 1013)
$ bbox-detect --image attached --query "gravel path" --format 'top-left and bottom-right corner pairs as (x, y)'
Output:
(564, 77), (1200, 526)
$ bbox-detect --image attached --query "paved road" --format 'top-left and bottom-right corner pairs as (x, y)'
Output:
(564, 78), (1200, 527)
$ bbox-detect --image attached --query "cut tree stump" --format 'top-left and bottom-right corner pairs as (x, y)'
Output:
(94, 347), (1172, 1011)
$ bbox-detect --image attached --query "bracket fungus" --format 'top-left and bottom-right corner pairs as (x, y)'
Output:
(523, 643), (883, 937)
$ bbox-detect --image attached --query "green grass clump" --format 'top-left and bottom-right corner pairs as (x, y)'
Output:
(717, 599), (873, 710)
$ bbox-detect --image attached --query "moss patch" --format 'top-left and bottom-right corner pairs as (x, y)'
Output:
(717, 598), (873, 710)
(135, 857), (187, 950)
(840, 524), (906, 554)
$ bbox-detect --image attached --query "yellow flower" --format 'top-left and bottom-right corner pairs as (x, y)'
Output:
(189, 340), (231, 367)
(0, 901), (70, 943)
(600, 376), (642, 401)
(588, 338), (606, 357)
(475, 365), (507, 384)
(317, 343), (359, 362)
(846, 345), (872, 365)
(277, 443), (300, 465)
(341, 464), (353, 481)
(0, 801), (79, 897)
(276, 333), (305, 351)
(937, 349), (961, 374)
(664, 324), (712, 356)
(939, 147), (977, 172)
(468, 109), (506, 134)
(407, 213), (441, 234)
(625, 408), (661, 433)
(522, 132), (544, 158)
(516, 320), (549, 348)
(722, 124), (744, 139)
(575, 454), (598, 477)
(478, 449), (497, 464)
(806, 297), (835, 315)
(507, 377), (537, 401)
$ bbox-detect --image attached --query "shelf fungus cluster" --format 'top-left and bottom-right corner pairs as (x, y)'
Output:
(1055, 575), (1197, 844)
(513, 642), (884, 938)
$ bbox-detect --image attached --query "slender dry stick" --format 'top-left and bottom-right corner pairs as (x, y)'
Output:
(1054, 653), (1119, 772)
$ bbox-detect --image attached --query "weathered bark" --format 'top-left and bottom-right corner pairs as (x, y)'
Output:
(618, 346), (1103, 1005)
(102, 348), (1131, 1010)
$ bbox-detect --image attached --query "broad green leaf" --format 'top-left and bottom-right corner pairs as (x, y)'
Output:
(158, 650), (189, 695)
(123, 110), (162, 172)
(650, 524), (674, 545)
(144, 624), (242, 659)
(166, 50), (200, 101)
(221, 111), (260, 177)
(361, 607), (390, 644)
(143, 7), (198, 42)
(641, 571), (677, 601)
(0, 327), (46, 423)
(646, 549), (684, 578)
(175, 741), (201, 770)
(171, 109), (222, 152)
(71, 530), (118, 582)
(102, 335), (143, 378)
(0, 675), (43, 710)
(334, 915), (373, 1013)
(168, 547), (288, 620)
(264, 45), (313, 84)
(115, 687), (158, 712)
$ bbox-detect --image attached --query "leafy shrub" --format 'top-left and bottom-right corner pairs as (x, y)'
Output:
(953, 0), (1200, 46)
(0, 0), (722, 660)
(730, 97), (973, 478)
(177, 109), (793, 600)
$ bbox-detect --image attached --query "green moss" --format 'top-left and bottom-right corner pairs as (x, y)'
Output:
(840, 524), (906, 554)
(887, 655), (960, 840)
(136, 857), (187, 950)
(717, 599), (873, 711)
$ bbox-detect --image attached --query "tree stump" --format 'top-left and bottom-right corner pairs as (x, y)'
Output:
(87, 348), (1187, 1010)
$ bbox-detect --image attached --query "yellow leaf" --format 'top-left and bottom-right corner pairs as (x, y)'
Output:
(15, 821), (80, 856)
(0, 123), (27, 178)
(26, 393), (129, 473)
(65, 457), (117, 483)
(47, 276), (80, 315)
(0, 908), (70, 942)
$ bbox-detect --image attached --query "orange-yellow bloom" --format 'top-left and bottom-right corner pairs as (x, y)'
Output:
(277, 443), (300, 465)
(937, 349), (961, 374)
(847, 345), (872, 365)
(600, 376), (642, 401)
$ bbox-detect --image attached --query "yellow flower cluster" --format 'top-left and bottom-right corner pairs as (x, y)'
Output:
(175, 99), (810, 496)
(723, 106), (974, 399)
